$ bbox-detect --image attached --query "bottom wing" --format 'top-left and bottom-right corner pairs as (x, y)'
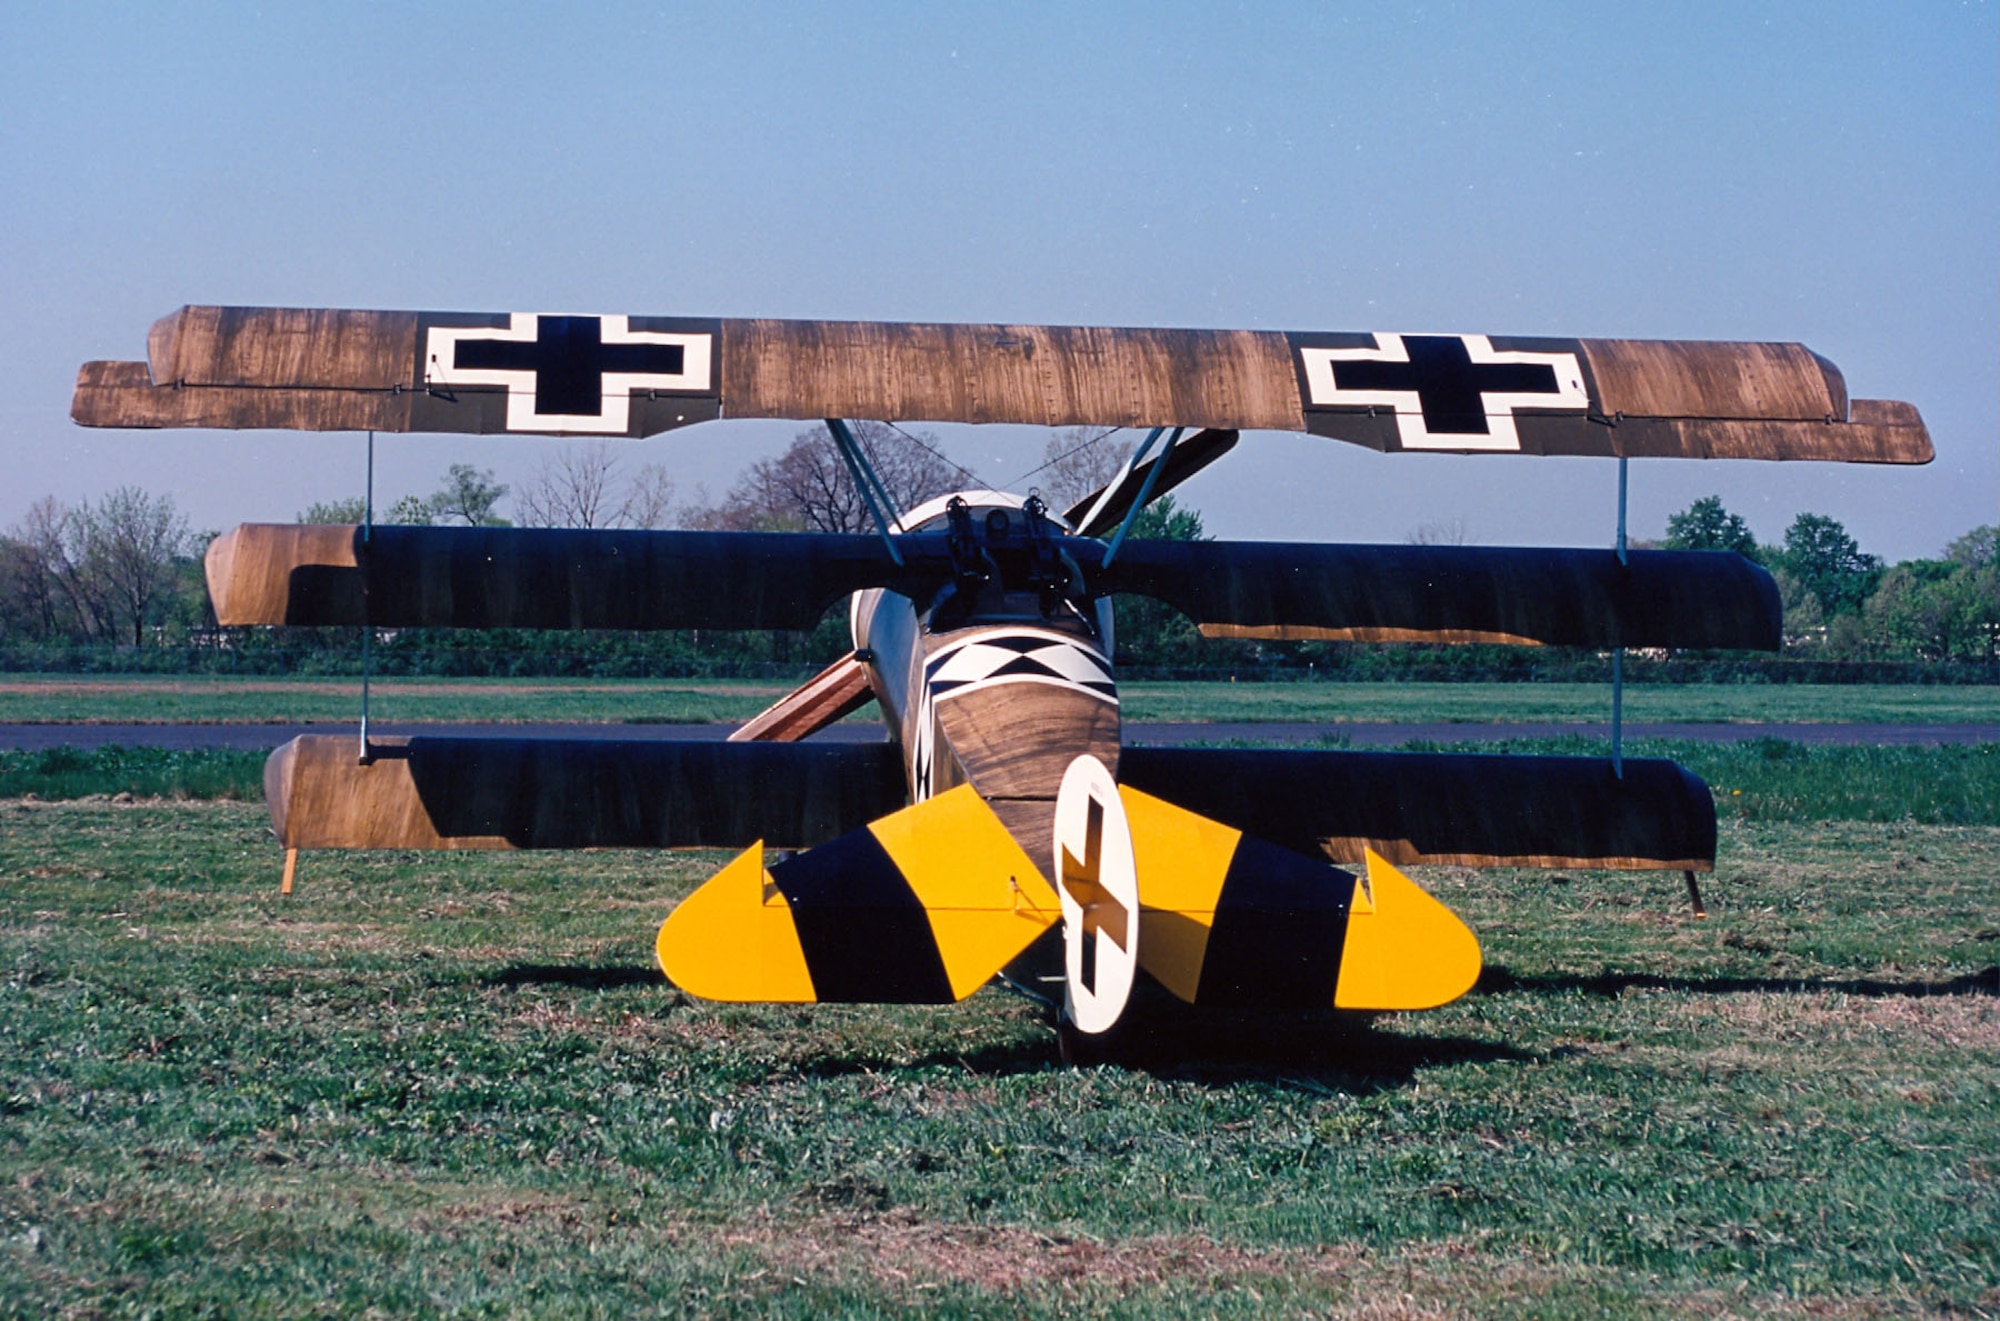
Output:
(1119, 747), (1716, 871)
(266, 734), (907, 851)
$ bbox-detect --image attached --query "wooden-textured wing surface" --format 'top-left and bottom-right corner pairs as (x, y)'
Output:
(76, 306), (1931, 462)
(266, 735), (908, 851)
(206, 524), (948, 630)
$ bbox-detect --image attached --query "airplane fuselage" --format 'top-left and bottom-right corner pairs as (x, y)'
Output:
(851, 491), (1120, 872)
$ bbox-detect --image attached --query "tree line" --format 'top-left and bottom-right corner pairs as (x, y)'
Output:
(2, 428), (1993, 678)
(1653, 496), (1996, 664)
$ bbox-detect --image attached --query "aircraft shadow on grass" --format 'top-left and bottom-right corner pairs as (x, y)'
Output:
(474, 960), (1535, 1090)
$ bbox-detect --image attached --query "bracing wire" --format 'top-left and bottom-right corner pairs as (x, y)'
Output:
(1003, 426), (1129, 492)
(880, 420), (984, 490)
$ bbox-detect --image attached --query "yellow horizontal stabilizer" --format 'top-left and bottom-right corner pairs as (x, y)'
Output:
(655, 842), (817, 1003)
(1121, 786), (1239, 1003)
(1333, 848), (1482, 1011)
(656, 786), (1060, 1005)
(867, 786), (1061, 1000)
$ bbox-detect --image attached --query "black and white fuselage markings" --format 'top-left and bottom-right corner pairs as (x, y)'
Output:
(1297, 333), (1587, 451)
(423, 313), (714, 434)
(911, 627), (1116, 801)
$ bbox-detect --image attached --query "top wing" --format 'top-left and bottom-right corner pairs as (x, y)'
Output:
(74, 306), (1931, 462)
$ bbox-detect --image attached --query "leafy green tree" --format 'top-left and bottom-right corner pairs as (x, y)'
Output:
(1771, 567), (1826, 650)
(298, 497), (370, 523)
(1945, 525), (1996, 569)
(1777, 512), (1880, 617)
(1111, 495), (1209, 666)
(1662, 495), (1759, 556)
(429, 464), (510, 526)
(386, 494), (436, 525)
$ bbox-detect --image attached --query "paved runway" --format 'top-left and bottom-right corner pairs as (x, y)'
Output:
(1, 720), (1991, 751)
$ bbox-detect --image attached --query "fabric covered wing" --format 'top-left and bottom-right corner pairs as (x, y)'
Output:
(265, 735), (907, 851)
(1117, 747), (1717, 871)
(1098, 543), (1782, 650)
(205, 524), (954, 630)
(74, 307), (1931, 462)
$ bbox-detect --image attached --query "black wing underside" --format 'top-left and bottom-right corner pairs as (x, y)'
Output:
(266, 735), (908, 851)
(1118, 747), (1717, 871)
(266, 735), (1717, 873)
(209, 525), (1781, 651)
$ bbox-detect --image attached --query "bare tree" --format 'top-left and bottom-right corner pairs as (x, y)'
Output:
(692, 423), (961, 533)
(86, 486), (192, 646)
(1032, 427), (1136, 513)
(516, 442), (679, 529)
(10, 496), (111, 639)
(5, 490), (190, 645)
(620, 461), (678, 529)
(3, 498), (76, 638)
(1406, 517), (1474, 546)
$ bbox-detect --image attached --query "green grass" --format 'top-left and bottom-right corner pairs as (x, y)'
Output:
(1, 674), (1994, 726)
(0, 745), (268, 802)
(1, 794), (1995, 1315)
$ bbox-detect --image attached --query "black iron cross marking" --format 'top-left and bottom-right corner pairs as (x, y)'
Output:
(1329, 335), (1561, 436)
(452, 315), (685, 418)
(1060, 795), (1130, 994)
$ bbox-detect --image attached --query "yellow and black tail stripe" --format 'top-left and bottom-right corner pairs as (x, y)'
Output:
(658, 786), (1060, 1004)
(1122, 787), (1480, 1012)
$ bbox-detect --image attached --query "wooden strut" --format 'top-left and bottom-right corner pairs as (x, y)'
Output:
(281, 847), (297, 896)
(1684, 869), (1708, 918)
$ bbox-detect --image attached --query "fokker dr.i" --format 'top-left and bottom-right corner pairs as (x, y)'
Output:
(74, 308), (1931, 1056)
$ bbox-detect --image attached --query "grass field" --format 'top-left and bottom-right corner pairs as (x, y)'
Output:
(2, 754), (1996, 1314)
(0, 674), (1995, 726)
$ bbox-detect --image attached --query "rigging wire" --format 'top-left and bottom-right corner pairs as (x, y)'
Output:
(1003, 425), (1129, 493)
(880, 419), (984, 490)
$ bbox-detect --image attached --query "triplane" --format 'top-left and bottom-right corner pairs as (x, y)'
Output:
(74, 308), (1932, 1056)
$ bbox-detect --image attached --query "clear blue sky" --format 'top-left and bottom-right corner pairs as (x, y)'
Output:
(3, 2), (1993, 559)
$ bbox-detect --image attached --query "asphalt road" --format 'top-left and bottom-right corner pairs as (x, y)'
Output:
(1, 720), (1992, 751)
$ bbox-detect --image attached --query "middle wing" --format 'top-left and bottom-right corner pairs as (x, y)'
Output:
(207, 524), (1780, 651)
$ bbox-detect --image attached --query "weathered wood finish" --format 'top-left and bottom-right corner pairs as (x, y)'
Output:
(72, 359), (414, 432)
(1119, 748), (1717, 872)
(722, 320), (1300, 430)
(923, 619), (1121, 871)
(202, 524), (931, 631)
(149, 305), (418, 389)
(267, 735), (907, 851)
(205, 524), (358, 626)
(73, 306), (1933, 463)
(729, 652), (876, 742)
(1579, 339), (1842, 421)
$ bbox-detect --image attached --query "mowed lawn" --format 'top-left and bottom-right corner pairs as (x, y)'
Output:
(1, 758), (1996, 1315)
(0, 673), (1994, 726)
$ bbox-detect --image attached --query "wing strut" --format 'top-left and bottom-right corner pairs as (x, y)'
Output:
(1612, 454), (1628, 778)
(826, 418), (904, 565)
